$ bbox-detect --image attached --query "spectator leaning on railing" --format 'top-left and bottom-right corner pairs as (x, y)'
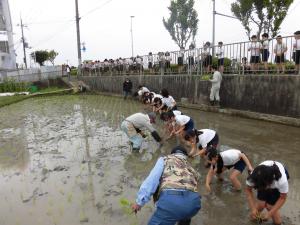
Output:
(80, 34), (300, 76)
(165, 52), (172, 74)
(216, 41), (225, 74)
(274, 36), (287, 74)
(248, 35), (262, 74)
(261, 33), (270, 73)
(202, 42), (212, 74)
(178, 47), (185, 73)
(293, 31), (300, 74)
(148, 52), (154, 74)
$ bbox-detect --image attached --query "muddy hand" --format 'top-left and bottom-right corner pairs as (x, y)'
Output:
(250, 209), (260, 221)
(260, 212), (271, 221)
(131, 203), (141, 214)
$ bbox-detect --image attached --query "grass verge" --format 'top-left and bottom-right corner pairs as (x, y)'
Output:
(0, 95), (31, 108)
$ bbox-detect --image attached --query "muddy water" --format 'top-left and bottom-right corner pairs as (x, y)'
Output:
(0, 95), (299, 225)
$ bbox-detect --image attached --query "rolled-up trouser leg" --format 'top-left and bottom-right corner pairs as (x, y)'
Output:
(214, 87), (220, 101)
(210, 86), (216, 101)
(121, 121), (143, 149)
(130, 135), (143, 149)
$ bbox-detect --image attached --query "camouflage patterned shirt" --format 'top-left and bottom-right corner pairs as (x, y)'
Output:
(159, 154), (199, 193)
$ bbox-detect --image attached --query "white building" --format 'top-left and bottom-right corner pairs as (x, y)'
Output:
(0, 0), (16, 71)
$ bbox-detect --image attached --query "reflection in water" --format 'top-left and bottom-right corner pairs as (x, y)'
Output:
(0, 95), (299, 225)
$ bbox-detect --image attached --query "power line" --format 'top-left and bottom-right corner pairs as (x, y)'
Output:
(81, 0), (114, 18)
(33, 21), (75, 48)
(27, 19), (75, 25)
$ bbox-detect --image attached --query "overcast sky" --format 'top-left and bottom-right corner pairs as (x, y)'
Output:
(9, 0), (300, 66)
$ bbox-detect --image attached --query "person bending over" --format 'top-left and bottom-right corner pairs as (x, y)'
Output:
(131, 146), (201, 225)
(121, 112), (162, 151)
(245, 161), (289, 225)
(156, 88), (177, 112)
(184, 129), (219, 158)
(162, 111), (194, 140)
(205, 147), (253, 193)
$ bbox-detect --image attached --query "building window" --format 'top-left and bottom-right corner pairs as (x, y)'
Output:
(0, 40), (9, 53)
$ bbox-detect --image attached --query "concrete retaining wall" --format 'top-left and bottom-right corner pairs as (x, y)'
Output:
(0, 66), (63, 83)
(79, 75), (300, 118)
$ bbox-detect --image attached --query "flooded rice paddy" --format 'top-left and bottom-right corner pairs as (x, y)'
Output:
(0, 95), (299, 225)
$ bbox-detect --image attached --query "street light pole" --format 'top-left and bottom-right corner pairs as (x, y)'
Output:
(212, 0), (238, 57)
(75, 0), (82, 75)
(130, 16), (134, 57)
(212, 0), (216, 57)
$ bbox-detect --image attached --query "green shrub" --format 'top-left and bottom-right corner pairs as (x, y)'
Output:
(0, 79), (30, 93)
(70, 68), (78, 76)
(212, 57), (231, 68)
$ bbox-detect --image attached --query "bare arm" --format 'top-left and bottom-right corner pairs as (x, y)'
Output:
(175, 125), (185, 135)
(262, 194), (287, 220)
(205, 166), (215, 193)
(189, 143), (198, 157)
(245, 186), (258, 219)
(156, 104), (164, 112)
(240, 153), (253, 172)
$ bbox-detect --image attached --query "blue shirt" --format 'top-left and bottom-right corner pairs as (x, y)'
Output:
(136, 157), (164, 206)
(135, 153), (188, 207)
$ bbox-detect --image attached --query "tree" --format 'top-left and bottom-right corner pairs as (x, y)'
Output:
(31, 50), (48, 66)
(30, 50), (59, 66)
(163, 0), (198, 49)
(231, 0), (293, 39)
(48, 50), (59, 65)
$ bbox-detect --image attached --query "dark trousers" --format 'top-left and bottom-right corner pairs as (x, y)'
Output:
(123, 91), (131, 99)
(148, 190), (201, 225)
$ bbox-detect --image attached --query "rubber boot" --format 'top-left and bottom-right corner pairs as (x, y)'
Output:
(215, 101), (220, 107)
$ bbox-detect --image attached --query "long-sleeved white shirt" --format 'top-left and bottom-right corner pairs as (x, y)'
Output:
(210, 71), (222, 88)
(125, 113), (155, 132)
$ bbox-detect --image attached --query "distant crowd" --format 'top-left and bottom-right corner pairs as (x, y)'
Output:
(80, 31), (300, 75)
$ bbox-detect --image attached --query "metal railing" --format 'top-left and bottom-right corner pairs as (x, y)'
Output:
(80, 35), (300, 76)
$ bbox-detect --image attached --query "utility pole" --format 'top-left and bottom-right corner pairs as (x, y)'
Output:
(75, 0), (82, 75)
(212, 0), (216, 57)
(20, 17), (27, 69)
(130, 16), (134, 57)
(212, 0), (238, 57)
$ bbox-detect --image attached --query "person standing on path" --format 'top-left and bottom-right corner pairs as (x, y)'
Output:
(274, 35), (287, 74)
(209, 65), (222, 106)
(293, 30), (300, 74)
(248, 35), (262, 73)
(131, 146), (201, 225)
(123, 78), (133, 100)
(216, 41), (225, 74)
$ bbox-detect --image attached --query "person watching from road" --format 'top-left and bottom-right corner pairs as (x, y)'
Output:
(123, 78), (133, 100)
(209, 65), (222, 106)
